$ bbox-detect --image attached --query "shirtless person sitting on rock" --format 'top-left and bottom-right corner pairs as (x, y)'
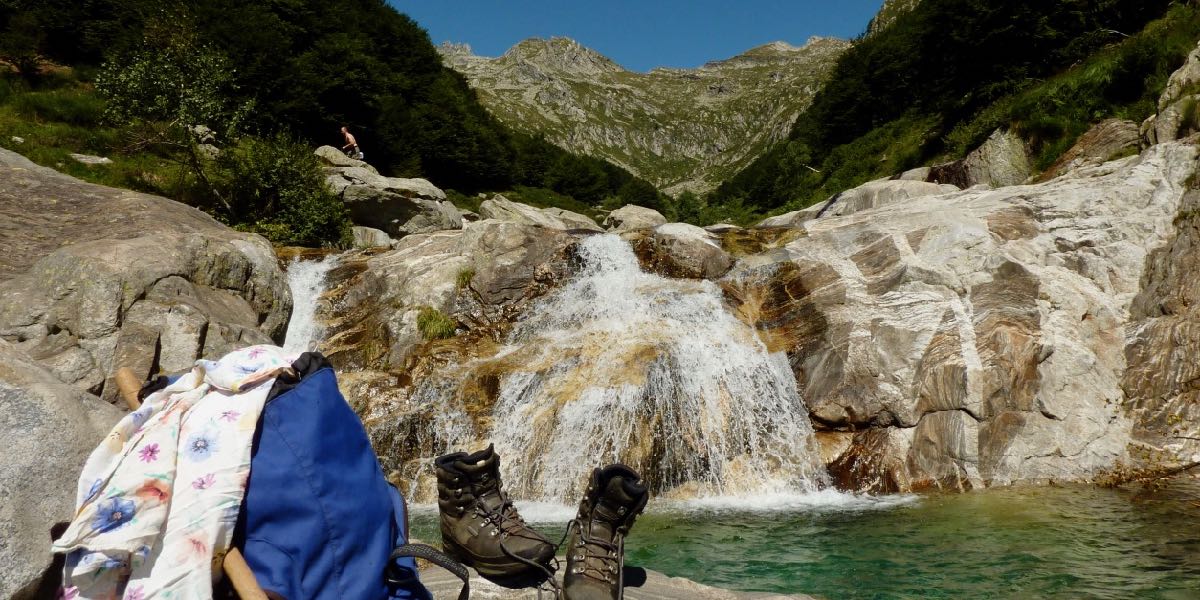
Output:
(341, 126), (363, 160)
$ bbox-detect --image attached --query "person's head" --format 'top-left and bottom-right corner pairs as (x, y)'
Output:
(341, 126), (348, 134)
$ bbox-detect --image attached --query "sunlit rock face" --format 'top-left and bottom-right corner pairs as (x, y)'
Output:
(320, 142), (1200, 498)
(352, 234), (828, 503)
(1123, 187), (1200, 468)
(725, 142), (1197, 491)
(0, 148), (290, 403)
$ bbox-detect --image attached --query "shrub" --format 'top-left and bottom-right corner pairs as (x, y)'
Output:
(213, 134), (351, 248)
(416, 306), (457, 340)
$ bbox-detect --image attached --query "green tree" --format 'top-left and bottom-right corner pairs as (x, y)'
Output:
(617, 177), (665, 212)
(0, 12), (43, 78)
(215, 134), (351, 247)
(96, 21), (252, 214)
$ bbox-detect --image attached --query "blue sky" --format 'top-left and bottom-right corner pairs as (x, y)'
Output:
(388, 1), (885, 72)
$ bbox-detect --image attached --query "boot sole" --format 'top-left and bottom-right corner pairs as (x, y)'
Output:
(441, 535), (555, 579)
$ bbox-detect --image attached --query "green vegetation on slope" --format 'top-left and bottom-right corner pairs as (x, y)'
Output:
(712, 0), (1190, 220)
(0, 0), (666, 245)
(444, 37), (849, 195)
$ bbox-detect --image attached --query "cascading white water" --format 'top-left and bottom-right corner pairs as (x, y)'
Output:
(282, 255), (338, 354)
(418, 234), (829, 503)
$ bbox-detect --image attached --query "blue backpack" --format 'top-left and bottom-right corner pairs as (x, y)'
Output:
(224, 352), (468, 600)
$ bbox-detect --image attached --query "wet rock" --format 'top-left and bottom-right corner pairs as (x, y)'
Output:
(1122, 188), (1200, 467)
(321, 220), (575, 371)
(929, 128), (1032, 188)
(604, 204), (667, 231)
(0, 341), (122, 599)
(625, 223), (734, 279)
(0, 148), (290, 402)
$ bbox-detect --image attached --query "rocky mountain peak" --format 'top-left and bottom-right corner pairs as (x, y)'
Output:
(443, 36), (849, 193)
(499, 36), (625, 76)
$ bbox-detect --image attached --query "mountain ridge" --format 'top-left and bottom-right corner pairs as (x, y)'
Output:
(439, 35), (849, 194)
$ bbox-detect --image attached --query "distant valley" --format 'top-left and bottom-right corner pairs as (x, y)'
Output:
(440, 36), (848, 195)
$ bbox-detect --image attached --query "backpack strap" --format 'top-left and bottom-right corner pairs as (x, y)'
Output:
(387, 544), (470, 600)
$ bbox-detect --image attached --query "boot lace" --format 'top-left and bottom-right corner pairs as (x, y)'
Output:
(568, 518), (625, 585)
(469, 479), (565, 598)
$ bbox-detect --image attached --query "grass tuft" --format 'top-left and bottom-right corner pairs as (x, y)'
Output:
(416, 306), (457, 341)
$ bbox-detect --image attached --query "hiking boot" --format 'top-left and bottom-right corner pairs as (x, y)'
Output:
(435, 445), (556, 581)
(564, 464), (649, 600)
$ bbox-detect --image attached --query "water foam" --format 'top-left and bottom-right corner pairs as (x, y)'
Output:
(282, 254), (338, 353)
(465, 234), (829, 502)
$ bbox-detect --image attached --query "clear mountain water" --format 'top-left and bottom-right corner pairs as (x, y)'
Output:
(410, 481), (1200, 598)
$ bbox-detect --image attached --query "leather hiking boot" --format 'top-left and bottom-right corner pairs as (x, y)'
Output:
(435, 445), (556, 582)
(564, 464), (649, 600)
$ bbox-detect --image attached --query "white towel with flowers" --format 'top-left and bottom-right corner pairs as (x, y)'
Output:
(52, 345), (298, 600)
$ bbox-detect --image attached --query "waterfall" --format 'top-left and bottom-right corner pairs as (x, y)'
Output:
(416, 234), (829, 503)
(282, 254), (338, 354)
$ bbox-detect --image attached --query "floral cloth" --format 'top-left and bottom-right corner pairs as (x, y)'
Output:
(52, 345), (298, 600)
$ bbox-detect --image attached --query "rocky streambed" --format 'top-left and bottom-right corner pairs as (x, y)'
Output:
(5, 47), (1200, 597)
(312, 139), (1200, 505)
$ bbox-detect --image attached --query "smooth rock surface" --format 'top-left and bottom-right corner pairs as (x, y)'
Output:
(626, 222), (734, 279)
(353, 226), (393, 249)
(314, 144), (379, 171)
(478, 195), (601, 231)
(541, 206), (604, 231)
(604, 204), (667, 231)
(0, 148), (290, 401)
(757, 205), (823, 228)
(418, 566), (812, 600)
(929, 128), (1032, 189)
(0, 341), (122, 598)
(319, 149), (460, 238)
(67, 153), (111, 165)
(820, 179), (958, 219)
(725, 142), (1197, 491)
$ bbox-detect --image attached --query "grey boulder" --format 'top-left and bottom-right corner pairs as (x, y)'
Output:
(0, 341), (122, 599)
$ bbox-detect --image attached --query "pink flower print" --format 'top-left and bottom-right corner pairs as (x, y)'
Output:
(219, 410), (241, 422)
(136, 479), (170, 505)
(57, 586), (79, 600)
(138, 443), (160, 463)
(124, 585), (145, 600)
(192, 473), (216, 490)
(183, 534), (209, 560)
(247, 347), (265, 358)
